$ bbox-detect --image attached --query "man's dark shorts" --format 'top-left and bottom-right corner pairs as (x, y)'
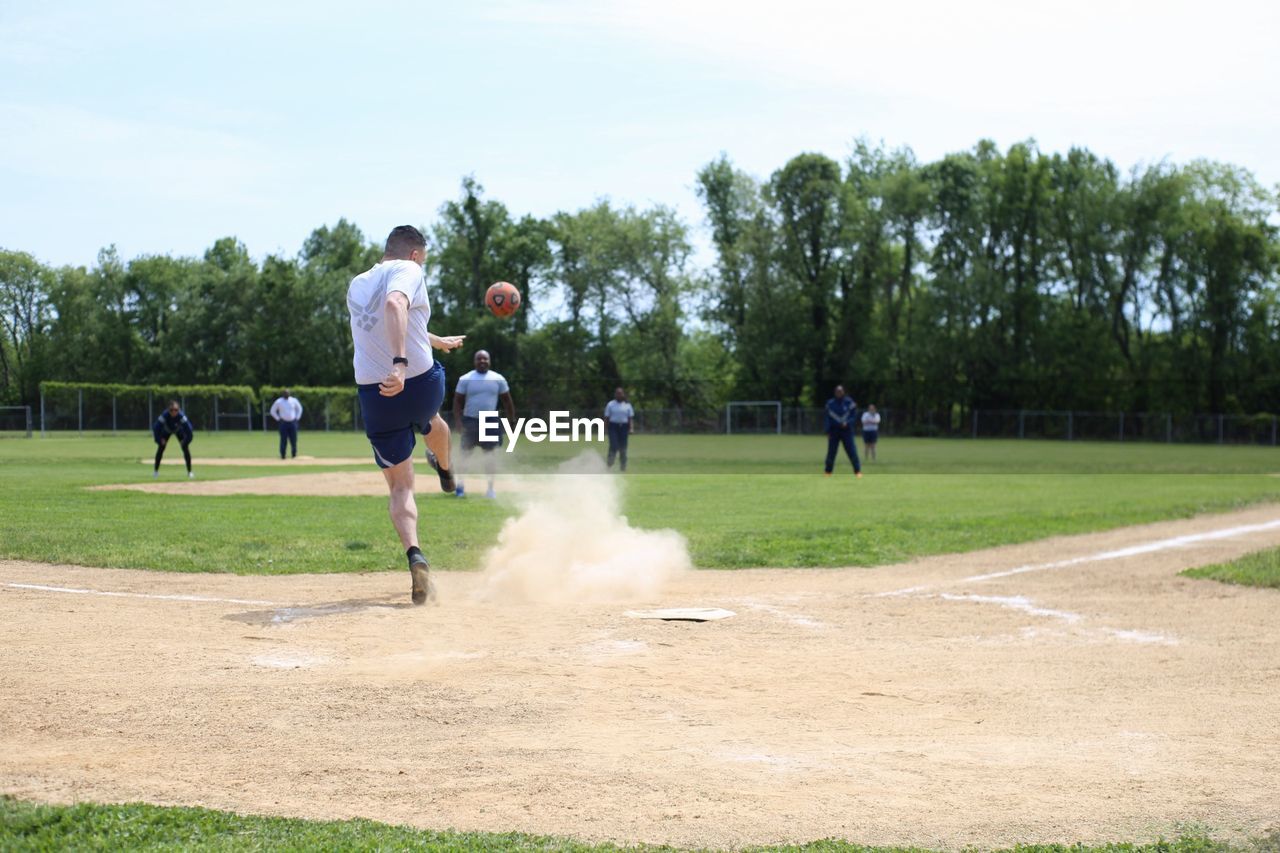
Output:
(863, 430), (878, 445)
(460, 415), (502, 453)
(358, 362), (446, 469)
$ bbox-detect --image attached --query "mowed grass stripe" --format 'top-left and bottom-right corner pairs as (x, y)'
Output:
(1, 435), (1280, 573)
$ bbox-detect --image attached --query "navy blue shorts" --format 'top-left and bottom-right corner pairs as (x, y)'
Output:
(358, 362), (446, 469)
(863, 430), (878, 444)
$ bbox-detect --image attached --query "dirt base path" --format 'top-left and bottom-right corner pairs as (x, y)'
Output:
(3, 506), (1280, 849)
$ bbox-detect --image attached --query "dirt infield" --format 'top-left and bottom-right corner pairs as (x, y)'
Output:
(96, 471), (530, 496)
(3, 506), (1280, 849)
(143, 456), (372, 467)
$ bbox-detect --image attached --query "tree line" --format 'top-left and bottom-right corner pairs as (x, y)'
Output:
(2, 139), (1278, 419)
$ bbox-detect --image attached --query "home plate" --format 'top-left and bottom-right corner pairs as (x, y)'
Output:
(623, 607), (736, 622)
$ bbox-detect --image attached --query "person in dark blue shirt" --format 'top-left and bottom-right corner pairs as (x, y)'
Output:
(152, 400), (195, 478)
(824, 385), (861, 478)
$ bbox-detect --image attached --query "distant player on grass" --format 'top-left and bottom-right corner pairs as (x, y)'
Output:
(347, 225), (465, 606)
(269, 389), (303, 459)
(823, 385), (861, 478)
(604, 387), (634, 472)
(152, 400), (195, 479)
(861, 403), (880, 462)
(452, 349), (515, 499)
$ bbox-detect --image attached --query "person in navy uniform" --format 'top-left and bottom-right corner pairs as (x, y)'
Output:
(604, 386), (635, 472)
(153, 400), (195, 479)
(823, 385), (861, 478)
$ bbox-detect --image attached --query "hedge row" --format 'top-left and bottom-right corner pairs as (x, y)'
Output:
(39, 382), (357, 405)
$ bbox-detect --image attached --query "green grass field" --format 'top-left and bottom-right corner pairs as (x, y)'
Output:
(1, 798), (1268, 853)
(1, 432), (1279, 574)
(1182, 547), (1280, 589)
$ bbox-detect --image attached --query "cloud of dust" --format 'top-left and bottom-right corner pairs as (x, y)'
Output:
(477, 454), (692, 604)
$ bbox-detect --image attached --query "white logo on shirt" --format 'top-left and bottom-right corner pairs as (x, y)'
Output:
(351, 286), (383, 332)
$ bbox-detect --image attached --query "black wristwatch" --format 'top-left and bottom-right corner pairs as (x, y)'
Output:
(392, 356), (409, 366)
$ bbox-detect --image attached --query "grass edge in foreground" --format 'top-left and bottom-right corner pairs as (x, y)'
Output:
(1, 798), (1276, 852)
(1181, 546), (1280, 589)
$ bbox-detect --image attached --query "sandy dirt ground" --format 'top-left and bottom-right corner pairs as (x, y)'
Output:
(98, 471), (529, 496)
(3, 506), (1280, 849)
(143, 456), (372, 467)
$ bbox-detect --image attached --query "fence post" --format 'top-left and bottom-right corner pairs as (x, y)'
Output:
(1218, 414), (1224, 445)
(1166, 413), (1172, 443)
(1273, 416), (1277, 447)
(262, 399), (268, 432)
(1018, 410), (1024, 439)
(971, 409), (978, 439)
(1118, 412), (1124, 442)
(25, 406), (32, 437)
(148, 391), (153, 427)
(112, 395), (117, 435)
(40, 389), (45, 437)
(214, 395), (220, 432)
(246, 398), (251, 431)
(1067, 411), (1073, 441)
(324, 399), (331, 433)
(78, 388), (83, 436)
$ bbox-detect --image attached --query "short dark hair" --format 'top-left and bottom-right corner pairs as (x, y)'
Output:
(385, 225), (426, 259)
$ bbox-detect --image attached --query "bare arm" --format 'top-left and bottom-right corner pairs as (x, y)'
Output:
(379, 292), (410, 397)
(453, 391), (466, 426)
(430, 332), (466, 351)
(500, 391), (516, 423)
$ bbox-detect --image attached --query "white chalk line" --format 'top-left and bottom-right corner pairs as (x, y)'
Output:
(4, 582), (278, 607)
(875, 518), (1280, 598)
(936, 592), (1178, 645)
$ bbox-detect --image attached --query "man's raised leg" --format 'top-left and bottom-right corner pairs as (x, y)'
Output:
(423, 415), (456, 495)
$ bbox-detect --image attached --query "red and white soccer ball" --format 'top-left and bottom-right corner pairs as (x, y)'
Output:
(485, 281), (521, 318)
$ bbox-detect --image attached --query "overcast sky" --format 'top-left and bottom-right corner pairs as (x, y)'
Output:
(2, 0), (1277, 269)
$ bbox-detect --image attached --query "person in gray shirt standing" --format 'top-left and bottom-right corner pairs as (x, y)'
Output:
(604, 386), (634, 472)
(451, 350), (515, 498)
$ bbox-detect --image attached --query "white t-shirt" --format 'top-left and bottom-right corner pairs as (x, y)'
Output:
(347, 260), (433, 385)
(861, 411), (881, 432)
(456, 369), (509, 418)
(270, 396), (303, 422)
(604, 400), (634, 424)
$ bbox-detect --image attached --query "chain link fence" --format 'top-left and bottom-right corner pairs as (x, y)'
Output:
(33, 384), (1280, 446)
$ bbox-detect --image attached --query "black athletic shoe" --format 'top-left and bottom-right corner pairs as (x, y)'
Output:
(408, 552), (435, 606)
(425, 450), (456, 494)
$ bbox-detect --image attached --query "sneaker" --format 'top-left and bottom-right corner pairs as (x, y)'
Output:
(485, 487), (496, 499)
(408, 553), (436, 606)
(855, 471), (863, 479)
(153, 470), (159, 479)
(455, 483), (466, 498)
(425, 450), (455, 494)
(824, 471), (832, 477)
(188, 471), (195, 479)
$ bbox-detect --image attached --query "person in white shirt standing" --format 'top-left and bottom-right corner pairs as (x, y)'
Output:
(452, 349), (516, 499)
(861, 403), (881, 462)
(604, 386), (635, 472)
(347, 225), (465, 606)
(269, 389), (304, 459)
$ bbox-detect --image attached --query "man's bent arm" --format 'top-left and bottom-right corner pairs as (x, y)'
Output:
(385, 292), (410, 359)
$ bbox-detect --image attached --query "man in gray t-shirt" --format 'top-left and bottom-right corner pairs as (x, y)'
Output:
(451, 349), (516, 498)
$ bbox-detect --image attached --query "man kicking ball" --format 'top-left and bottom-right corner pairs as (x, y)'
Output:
(347, 225), (465, 605)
